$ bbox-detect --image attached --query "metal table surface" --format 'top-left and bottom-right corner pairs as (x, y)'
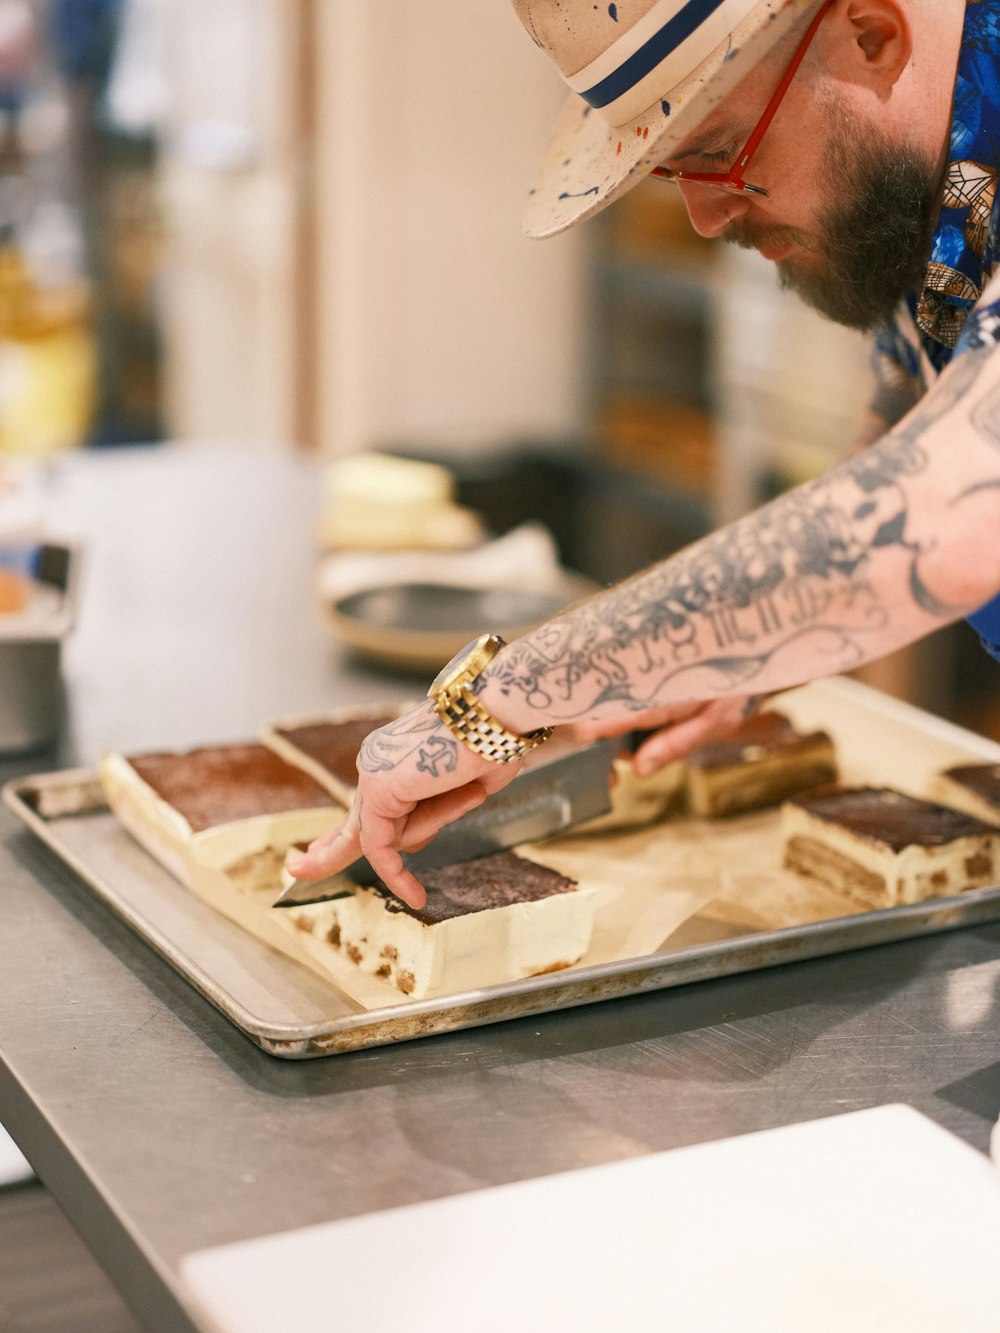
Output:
(2, 445), (1000, 1333)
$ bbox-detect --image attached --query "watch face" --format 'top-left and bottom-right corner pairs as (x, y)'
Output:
(429, 633), (503, 695)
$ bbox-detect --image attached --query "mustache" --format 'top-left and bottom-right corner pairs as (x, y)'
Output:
(723, 220), (815, 254)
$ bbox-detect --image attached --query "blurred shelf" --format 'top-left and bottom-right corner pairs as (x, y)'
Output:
(593, 255), (714, 319)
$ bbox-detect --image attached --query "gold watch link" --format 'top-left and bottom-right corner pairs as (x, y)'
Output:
(427, 633), (552, 764)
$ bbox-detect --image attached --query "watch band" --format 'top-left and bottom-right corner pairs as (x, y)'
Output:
(433, 685), (552, 764)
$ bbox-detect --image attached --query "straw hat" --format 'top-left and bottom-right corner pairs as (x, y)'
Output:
(513, 0), (823, 237)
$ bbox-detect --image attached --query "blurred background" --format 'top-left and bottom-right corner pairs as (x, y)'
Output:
(1, 0), (998, 730)
(3, 0), (1000, 1258)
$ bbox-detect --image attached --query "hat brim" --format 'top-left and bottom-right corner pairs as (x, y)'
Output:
(523, 0), (821, 238)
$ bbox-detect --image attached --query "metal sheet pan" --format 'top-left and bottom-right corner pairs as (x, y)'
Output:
(6, 678), (1000, 1059)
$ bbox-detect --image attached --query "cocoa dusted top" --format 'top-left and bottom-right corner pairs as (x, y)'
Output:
(787, 786), (995, 851)
(942, 763), (1000, 808)
(275, 714), (398, 788)
(129, 744), (340, 832)
(688, 711), (834, 772)
(372, 850), (578, 925)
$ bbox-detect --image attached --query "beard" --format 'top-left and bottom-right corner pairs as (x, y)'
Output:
(724, 105), (939, 333)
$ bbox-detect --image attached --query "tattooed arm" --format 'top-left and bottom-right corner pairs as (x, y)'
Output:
(475, 340), (1000, 733)
(288, 339), (1000, 904)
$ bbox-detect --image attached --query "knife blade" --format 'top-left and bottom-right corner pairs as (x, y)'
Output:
(271, 736), (618, 908)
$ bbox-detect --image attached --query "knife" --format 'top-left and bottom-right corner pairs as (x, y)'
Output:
(271, 736), (618, 908)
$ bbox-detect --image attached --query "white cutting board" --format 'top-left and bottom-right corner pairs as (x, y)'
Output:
(181, 1105), (1000, 1333)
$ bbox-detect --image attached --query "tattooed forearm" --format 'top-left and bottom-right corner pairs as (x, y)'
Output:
(481, 415), (996, 726)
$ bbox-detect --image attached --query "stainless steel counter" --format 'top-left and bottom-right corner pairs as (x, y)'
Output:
(2, 445), (1000, 1333)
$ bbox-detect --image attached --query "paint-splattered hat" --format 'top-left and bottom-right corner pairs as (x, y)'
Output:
(513, 0), (822, 237)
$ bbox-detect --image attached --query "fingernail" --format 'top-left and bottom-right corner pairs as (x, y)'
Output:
(285, 852), (306, 874)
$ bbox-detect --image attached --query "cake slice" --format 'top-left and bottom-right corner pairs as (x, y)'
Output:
(282, 850), (596, 999)
(929, 764), (1000, 828)
(686, 710), (837, 817)
(261, 706), (403, 804)
(99, 743), (343, 892)
(576, 755), (685, 833)
(781, 786), (1000, 909)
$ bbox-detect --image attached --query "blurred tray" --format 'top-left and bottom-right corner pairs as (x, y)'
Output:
(6, 678), (1000, 1059)
(324, 578), (594, 672)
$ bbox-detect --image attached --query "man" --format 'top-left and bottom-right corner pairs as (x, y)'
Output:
(289, 0), (1000, 908)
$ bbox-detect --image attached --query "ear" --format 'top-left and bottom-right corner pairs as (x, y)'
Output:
(820, 0), (912, 93)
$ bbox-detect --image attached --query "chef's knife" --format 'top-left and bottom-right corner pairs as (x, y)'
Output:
(271, 736), (617, 908)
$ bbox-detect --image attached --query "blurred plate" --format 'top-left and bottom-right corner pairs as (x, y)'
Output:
(325, 579), (593, 673)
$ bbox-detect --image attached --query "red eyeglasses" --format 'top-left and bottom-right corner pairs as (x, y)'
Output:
(650, 0), (834, 198)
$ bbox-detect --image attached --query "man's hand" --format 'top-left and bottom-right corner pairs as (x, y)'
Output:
(570, 694), (766, 774)
(284, 700), (524, 909)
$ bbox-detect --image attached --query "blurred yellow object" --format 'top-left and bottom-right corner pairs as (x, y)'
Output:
(320, 451), (484, 552)
(0, 568), (29, 614)
(0, 246), (97, 456)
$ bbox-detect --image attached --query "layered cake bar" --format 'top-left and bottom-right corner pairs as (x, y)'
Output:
(781, 786), (1000, 909)
(99, 743), (343, 891)
(929, 764), (1000, 827)
(283, 850), (596, 999)
(686, 711), (837, 818)
(262, 707), (403, 803)
(578, 755), (685, 833)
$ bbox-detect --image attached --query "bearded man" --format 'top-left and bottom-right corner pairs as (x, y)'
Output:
(290, 0), (1000, 909)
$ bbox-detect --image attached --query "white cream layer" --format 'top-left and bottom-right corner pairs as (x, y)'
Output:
(928, 774), (1000, 830)
(285, 881), (597, 1000)
(99, 751), (342, 890)
(781, 803), (1000, 907)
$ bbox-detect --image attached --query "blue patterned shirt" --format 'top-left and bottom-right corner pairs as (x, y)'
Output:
(872, 0), (1000, 658)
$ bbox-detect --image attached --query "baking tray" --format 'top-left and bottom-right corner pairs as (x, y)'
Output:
(6, 677), (1000, 1059)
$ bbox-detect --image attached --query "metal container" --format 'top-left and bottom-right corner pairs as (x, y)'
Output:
(0, 544), (80, 754)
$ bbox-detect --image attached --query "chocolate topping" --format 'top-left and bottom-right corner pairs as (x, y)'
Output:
(129, 744), (340, 832)
(371, 850), (578, 925)
(688, 711), (833, 772)
(942, 763), (1000, 810)
(787, 786), (995, 851)
(275, 714), (398, 788)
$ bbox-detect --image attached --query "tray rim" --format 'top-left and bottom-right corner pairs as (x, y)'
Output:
(7, 676), (1000, 1058)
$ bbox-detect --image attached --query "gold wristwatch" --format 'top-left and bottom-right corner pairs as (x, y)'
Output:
(428, 633), (552, 764)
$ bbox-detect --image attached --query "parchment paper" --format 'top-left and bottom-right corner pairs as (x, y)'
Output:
(189, 678), (1000, 1011)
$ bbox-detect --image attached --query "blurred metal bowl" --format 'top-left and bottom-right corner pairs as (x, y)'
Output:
(325, 579), (593, 674)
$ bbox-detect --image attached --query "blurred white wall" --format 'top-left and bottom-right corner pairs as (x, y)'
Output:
(153, 0), (303, 447)
(154, 0), (587, 455)
(314, 0), (588, 457)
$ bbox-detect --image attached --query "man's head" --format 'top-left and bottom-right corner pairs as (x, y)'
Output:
(515, 0), (963, 330)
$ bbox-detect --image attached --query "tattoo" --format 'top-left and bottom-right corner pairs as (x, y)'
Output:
(955, 479), (1000, 503)
(416, 735), (458, 778)
(481, 386), (999, 722)
(357, 705), (456, 777)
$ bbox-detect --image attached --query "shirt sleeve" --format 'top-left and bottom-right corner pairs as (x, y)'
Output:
(954, 269), (1000, 355)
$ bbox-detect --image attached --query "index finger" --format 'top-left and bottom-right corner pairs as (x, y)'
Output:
(284, 805), (430, 911)
(286, 815), (362, 882)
